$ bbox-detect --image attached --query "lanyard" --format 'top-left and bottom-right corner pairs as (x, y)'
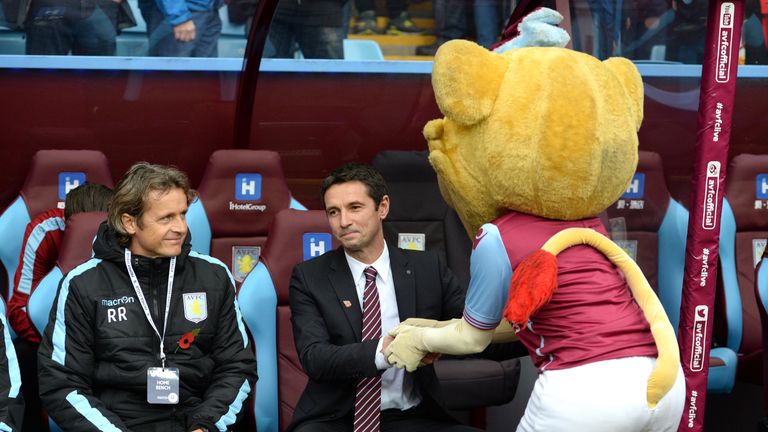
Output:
(124, 249), (176, 369)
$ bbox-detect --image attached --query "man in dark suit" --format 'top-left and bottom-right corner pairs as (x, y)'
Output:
(288, 163), (482, 432)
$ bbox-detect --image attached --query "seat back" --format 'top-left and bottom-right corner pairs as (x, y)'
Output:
(718, 153), (768, 381)
(186, 150), (305, 285)
(342, 39), (384, 60)
(0, 150), (112, 299)
(373, 150), (472, 289)
(238, 209), (338, 432)
(605, 151), (688, 331)
(755, 250), (768, 412)
(28, 212), (106, 336)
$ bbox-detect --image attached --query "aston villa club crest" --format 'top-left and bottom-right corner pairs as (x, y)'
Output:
(183, 293), (208, 323)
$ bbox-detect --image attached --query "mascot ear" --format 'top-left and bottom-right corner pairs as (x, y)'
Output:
(603, 57), (644, 130)
(432, 40), (508, 126)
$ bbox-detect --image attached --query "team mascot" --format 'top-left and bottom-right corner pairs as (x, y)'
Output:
(384, 8), (686, 431)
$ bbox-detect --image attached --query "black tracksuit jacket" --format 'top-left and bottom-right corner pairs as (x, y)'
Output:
(38, 223), (256, 431)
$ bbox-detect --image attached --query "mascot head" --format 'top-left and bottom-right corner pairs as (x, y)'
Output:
(425, 10), (644, 235)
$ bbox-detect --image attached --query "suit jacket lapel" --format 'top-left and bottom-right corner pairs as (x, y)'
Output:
(329, 248), (363, 341)
(390, 245), (416, 320)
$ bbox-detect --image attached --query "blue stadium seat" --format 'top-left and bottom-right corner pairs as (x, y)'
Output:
(238, 209), (336, 432)
(218, 6), (247, 58)
(28, 212), (106, 338)
(186, 150), (305, 286)
(116, 0), (149, 56)
(0, 151), (112, 300)
(0, 27), (25, 55)
(26, 211), (105, 432)
(717, 154), (768, 385)
(342, 39), (384, 61)
(754, 248), (768, 416)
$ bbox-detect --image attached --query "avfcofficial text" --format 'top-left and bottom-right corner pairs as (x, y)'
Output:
(229, 202), (267, 211)
(717, 30), (729, 81)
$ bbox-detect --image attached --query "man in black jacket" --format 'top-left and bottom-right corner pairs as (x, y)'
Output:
(0, 303), (23, 431)
(38, 162), (256, 432)
(288, 163), (481, 432)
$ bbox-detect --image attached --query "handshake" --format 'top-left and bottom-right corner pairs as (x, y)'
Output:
(381, 318), (461, 372)
(381, 317), (516, 372)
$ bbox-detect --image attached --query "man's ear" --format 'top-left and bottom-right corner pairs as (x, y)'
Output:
(378, 195), (390, 220)
(432, 40), (508, 126)
(121, 214), (138, 235)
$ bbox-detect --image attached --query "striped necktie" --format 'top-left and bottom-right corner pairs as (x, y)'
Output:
(353, 266), (382, 432)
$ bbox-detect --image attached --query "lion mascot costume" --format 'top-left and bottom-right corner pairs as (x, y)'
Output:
(384, 8), (686, 431)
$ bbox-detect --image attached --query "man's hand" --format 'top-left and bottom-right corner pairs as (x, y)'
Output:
(384, 325), (431, 372)
(173, 20), (196, 42)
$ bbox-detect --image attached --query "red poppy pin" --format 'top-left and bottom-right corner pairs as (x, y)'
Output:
(175, 328), (200, 353)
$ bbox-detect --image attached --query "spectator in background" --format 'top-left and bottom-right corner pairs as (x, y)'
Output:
(9, 183), (113, 432)
(21, 0), (135, 55)
(474, 0), (500, 48)
(353, 0), (424, 35)
(0, 305), (23, 431)
(139, 0), (222, 56)
(744, 0), (768, 64)
(666, 0), (707, 63)
(621, 0), (674, 60)
(415, 0), (467, 56)
(266, 0), (348, 59)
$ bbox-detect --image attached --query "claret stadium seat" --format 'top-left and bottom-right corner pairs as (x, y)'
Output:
(185, 150), (306, 286)
(718, 154), (768, 385)
(0, 150), (113, 300)
(238, 209), (338, 432)
(606, 151), (736, 393)
(606, 151), (689, 329)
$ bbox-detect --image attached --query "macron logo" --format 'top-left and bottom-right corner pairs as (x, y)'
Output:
(235, 173), (262, 201)
(58, 172), (86, 199)
(303, 233), (332, 261)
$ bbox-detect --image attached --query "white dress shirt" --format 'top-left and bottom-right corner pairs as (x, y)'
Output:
(345, 243), (421, 411)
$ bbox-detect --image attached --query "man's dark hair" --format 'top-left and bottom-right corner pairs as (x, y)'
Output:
(64, 183), (114, 219)
(108, 162), (197, 247)
(320, 163), (389, 209)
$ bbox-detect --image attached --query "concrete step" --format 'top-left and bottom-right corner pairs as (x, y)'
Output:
(349, 16), (435, 34)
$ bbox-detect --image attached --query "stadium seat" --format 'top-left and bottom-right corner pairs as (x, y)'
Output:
(28, 212), (107, 338)
(0, 150), (113, 300)
(605, 151), (736, 393)
(238, 209), (337, 432)
(116, 0), (149, 57)
(218, 6), (247, 58)
(343, 39), (384, 61)
(606, 151), (688, 328)
(372, 150), (472, 289)
(186, 150), (306, 286)
(718, 153), (768, 384)
(27, 211), (106, 432)
(754, 249), (768, 415)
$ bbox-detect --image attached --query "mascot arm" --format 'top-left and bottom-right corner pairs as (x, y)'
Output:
(513, 228), (679, 408)
(385, 317), (494, 372)
(385, 224), (515, 371)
